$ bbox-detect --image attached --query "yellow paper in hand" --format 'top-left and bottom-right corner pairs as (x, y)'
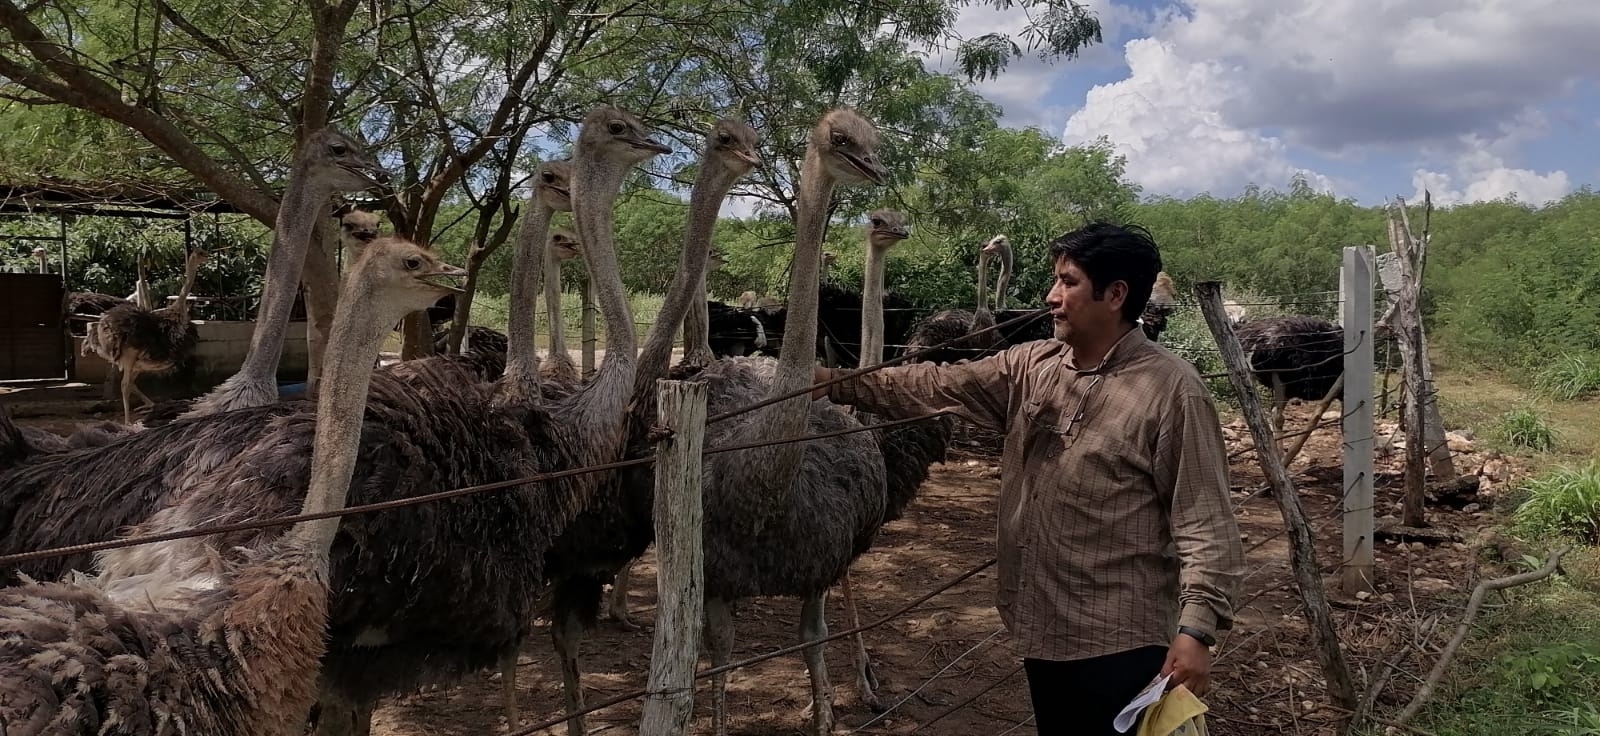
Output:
(1134, 683), (1208, 736)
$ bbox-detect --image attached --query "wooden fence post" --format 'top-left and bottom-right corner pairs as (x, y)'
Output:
(1341, 246), (1377, 596)
(1195, 281), (1358, 711)
(638, 379), (708, 735)
(581, 279), (597, 379)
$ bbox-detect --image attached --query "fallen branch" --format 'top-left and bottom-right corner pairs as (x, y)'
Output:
(1395, 546), (1570, 725)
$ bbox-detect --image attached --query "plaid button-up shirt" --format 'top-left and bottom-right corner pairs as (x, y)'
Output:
(831, 327), (1244, 661)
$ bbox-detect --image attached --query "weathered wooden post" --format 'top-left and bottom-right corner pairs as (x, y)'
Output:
(581, 279), (597, 378)
(638, 378), (708, 735)
(1341, 245), (1377, 595)
(1196, 281), (1357, 711)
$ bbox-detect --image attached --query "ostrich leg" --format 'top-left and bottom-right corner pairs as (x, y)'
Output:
(311, 684), (376, 736)
(606, 562), (641, 630)
(705, 596), (737, 736)
(553, 607), (588, 736)
(117, 355), (140, 424)
(839, 571), (887, 710)
(500, 644), (521, 731)
(799, 592), (836, 735)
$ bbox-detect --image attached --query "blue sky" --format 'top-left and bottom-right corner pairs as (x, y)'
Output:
(933, 0), (1600, 207)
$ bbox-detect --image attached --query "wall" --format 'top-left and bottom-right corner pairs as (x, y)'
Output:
(72, 321), (309, 392)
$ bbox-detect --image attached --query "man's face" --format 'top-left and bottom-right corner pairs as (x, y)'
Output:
(1045, 257), (1125, 343)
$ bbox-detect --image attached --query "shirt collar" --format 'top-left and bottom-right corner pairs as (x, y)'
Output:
(1062, 324), (1146, 374)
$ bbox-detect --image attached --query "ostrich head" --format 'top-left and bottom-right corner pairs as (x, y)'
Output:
(866, 210), (909, 250)
(536, 159), (574, 212)
(348, 237), (467, 313)
(549, 230), (582, 261)
(336, 207), (383, 245)
(810, 108), (888, 185)
(576, 106), (671, 167)
(306, 128), (393, 191)
(709, 118), (760, 169)
(1150, 272), (1177, 307)
(981, 234), (1009, 258)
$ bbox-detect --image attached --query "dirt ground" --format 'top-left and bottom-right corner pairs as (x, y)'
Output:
(5, 393), (1512, 736)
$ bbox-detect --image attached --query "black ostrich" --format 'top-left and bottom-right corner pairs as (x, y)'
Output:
(1234, 315), (1344, 431)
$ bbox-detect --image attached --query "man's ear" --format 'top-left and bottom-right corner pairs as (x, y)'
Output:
(1105, 279), (1129, 313)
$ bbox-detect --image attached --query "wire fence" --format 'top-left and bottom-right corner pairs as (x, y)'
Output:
(7, 280), (1413, 734)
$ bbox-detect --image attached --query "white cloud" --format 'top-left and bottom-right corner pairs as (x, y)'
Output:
(1411, 117), (1572, 205)
(1062, 0), (1600, 200)
(918, 0), (1129, 129)
(1062, 37), (1333, 197)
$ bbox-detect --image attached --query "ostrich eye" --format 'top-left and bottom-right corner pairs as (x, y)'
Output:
(330, 143), (347, 156)
(870, 218), (882, 226)
(830, 131), (847, 145)
(607, 121), (626, 134)
(541, 171), (555, 182)
(404, 256), (422, 270)
(717, 132), (732, 143)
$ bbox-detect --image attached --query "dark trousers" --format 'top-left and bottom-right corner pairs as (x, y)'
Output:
(1023, 645), (1168, 736)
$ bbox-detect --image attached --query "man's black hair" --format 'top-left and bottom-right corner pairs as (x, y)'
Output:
(1047, 222), (1163, 324)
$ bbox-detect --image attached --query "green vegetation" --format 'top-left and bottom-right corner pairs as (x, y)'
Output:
(1513, 461), (1600, 545)
(1495, 407), (1563, 453)
(1535, 354), (1600, 401)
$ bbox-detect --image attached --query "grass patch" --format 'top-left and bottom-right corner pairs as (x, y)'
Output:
(1494, 407), (1563, 452)
(1534, 353), (1600, 401)
(1512, 461), (1600, 545)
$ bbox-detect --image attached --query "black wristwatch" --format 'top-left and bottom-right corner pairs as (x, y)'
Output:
(1177, 625), (1215, 647)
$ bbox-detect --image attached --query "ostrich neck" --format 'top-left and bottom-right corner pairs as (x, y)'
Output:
(570, 155), (638, 397)
(236, 156), (333, 380)
(284, 281), (392, 555)
(681, 270), (711, 357)
(544, 246), (567, 358)
(995, 257), (1011, 310)
(633, 161), (742, 397)
(172, 258), (200, 322)
(761, 146), (832, 442)
(860, 245), (887, 366)
(976, 254), (990, 314)
(503, 200), (553, 395)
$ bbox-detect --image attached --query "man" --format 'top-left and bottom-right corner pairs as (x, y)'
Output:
(812, 222), (1244, 735)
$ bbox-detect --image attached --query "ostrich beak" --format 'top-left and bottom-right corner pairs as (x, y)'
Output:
(631, 136), (672, 155)
(420, 264), (469, 294)
(841, 152), (887, 185)
(732, 148), (760, 165)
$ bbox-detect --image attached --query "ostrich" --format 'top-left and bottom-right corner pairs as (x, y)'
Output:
(0, 238), (466, 736)
(985, 234), (1015, 309)
(903, 234), (1010, 364)
(333, 203), (382, 268)
(541, 226), (584, 389)
(833, 209), (954, 710)
(1234, 315), (1344, 433)
(180, 128), (391, 419)
(534, 117), (759, 735)
(83, 248), (209, 424)
(1140, 271), (1178, 341)
(685, 109), (906, 736)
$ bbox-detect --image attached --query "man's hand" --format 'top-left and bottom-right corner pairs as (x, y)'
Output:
(1161, 632), (1212, 697)
(811, 367), (832, 399)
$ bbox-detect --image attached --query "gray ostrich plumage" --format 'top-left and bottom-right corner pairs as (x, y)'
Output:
(83, 249), (209, 424)
(0, 239), (467, 736)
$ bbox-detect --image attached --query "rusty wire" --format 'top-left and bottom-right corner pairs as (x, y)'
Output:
(507, 557), (998, 736)
(703, 307), (1049, 426)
